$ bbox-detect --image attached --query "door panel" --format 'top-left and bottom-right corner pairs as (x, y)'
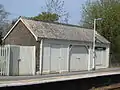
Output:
(43, 44), (51, 72)
(95, 49), (103, 66)
(50, 44), (61, 72)
(70, 46), (88, 71)
(43, 43), (68, 73)
(19, 46), (35, 75)
(60, 45), (68, 71)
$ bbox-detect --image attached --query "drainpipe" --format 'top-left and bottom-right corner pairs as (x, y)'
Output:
(7, 44), (10, 76)
(68, 45), (73, 72)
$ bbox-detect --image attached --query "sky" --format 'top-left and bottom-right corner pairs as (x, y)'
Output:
(0, 0), (86, 25)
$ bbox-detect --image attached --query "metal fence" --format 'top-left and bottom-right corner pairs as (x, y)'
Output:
(0, 45), (10, 76)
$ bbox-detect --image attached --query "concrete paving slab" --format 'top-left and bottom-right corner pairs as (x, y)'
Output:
(0, 68), (120, 87)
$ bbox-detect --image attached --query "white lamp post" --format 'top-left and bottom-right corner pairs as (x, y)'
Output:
(93, 18), (102, 70)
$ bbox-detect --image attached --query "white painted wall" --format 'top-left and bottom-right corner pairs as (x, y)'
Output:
(90, 44), (110, 70)
(2, 40), (110, 75)
(9, 45), (36, 75)
(41, 39), (91, 74)
(0, 40), (109, 75)
(41, 39), (110, 73)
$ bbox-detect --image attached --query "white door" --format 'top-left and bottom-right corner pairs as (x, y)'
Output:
(19, 46), (35, 75)
(50, 44), (61, 72)
(42, 43), (51, 73)
(95, 47), (104, 66)
(70, 45), (88, 71)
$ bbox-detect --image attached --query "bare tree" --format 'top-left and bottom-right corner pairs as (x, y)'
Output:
(0, 4), (9, 37)
(44, 0), (69, 23)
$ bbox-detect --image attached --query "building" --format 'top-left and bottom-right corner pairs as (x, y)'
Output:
(3, 17), (110, 75)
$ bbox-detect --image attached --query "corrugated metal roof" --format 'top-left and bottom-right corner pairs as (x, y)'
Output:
(21, 17), (110, 44)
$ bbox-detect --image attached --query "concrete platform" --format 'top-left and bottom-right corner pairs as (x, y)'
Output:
(0, 68), (120, 87)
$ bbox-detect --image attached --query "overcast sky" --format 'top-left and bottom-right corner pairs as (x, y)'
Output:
(1, 0), (86, 25)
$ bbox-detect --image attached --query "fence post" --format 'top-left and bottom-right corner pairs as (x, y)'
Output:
(7, 45), (10, 76)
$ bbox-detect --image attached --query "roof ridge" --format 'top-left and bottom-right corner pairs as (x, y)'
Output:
(20, 16), (93, 30)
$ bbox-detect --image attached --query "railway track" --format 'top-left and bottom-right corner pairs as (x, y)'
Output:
(92, 83), (120, 90)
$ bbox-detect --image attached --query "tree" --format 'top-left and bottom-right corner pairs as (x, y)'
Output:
(0, 4), (9, 44)
(45, 0), (69, 23)
(33, 12), (59, 22)
(81, 0), (120, 62)
(33, 0), (69, 23)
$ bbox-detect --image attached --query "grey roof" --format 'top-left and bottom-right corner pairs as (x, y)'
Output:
(21, 18), (110, 44)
